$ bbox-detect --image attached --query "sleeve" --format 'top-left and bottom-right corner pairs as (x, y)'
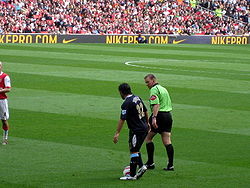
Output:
(120, 103), (127, 120)
(4, 75), (11, 88)
(149, 88), (159, 105)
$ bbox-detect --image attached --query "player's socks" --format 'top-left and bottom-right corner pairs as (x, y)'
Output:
(138, 153), (143, 168)
(130, 153), (139, 177)
(165, 144), (174, 167)
(3, 130), (8, 140)
(2, 125), (9, 140)
(146, 142), (154, 165)
(2, 130), (8, 145)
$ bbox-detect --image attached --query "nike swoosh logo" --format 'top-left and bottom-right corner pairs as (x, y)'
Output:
(62, 38), (77, 44)
(173, 39), (186, 44)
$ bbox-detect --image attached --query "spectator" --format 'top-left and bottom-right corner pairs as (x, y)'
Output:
(0, 0), (249, 35)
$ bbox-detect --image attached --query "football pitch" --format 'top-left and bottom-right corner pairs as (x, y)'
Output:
(0, 43), (249, 188)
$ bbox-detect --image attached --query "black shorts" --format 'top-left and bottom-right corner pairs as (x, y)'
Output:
(129, 130), (147, 153)
(150, 111), (173, 133)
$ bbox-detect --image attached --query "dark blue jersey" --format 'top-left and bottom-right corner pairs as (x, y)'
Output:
(120, 95), (148, 133)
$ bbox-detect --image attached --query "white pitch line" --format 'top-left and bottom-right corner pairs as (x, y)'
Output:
(125, 61), (172, 70)
(124, 61), (250, 76)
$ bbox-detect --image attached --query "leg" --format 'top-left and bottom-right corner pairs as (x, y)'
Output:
(137, 131), (147, 168)
(124, 131), (148, 180)
(136, 132), (148, 179)
(2, 120), (9, 144)
(161, 132), (174, 170)
(129, 152), (147, 179)
(145, 131), (157, 168)
(130, 152), (140, 177)
(128, 132), (143, 178)
(120, 152), (139, 180)
(138, 152), (143, 168)
(1, 99), (10, 145)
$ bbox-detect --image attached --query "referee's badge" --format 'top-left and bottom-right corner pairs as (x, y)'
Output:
(150, 95), (157, 100)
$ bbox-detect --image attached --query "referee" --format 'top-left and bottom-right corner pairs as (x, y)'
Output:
(144, 74), (174, 171)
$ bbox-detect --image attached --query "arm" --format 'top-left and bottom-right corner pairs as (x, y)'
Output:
(0, 88), (11, 93)
(152, 104), (160, 129)
(145, 111), (149, 125)
(113, 119), (125, 144)
(144, 111), (151, 132)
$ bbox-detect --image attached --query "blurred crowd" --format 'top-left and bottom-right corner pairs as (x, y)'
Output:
(199, 0), (249, 22)
(0, 0), (249, 35)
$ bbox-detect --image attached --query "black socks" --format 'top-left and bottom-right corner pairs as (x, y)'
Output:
(146, 142), (155, 164)
(130, 156), (139, 177)
(165, 144), (174, 167)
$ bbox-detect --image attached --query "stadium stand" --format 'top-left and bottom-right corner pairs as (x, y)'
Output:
(0, 0), (249, 35)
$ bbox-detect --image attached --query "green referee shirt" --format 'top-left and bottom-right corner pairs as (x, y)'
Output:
(149, 84), (172, 112)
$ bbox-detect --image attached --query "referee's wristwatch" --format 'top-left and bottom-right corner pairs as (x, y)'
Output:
(152, 115), (157, 119)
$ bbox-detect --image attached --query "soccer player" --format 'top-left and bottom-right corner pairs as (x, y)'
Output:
(113, 83), (149, 180)
(0, 62), (11, 145)
(144, 74), (174, 171)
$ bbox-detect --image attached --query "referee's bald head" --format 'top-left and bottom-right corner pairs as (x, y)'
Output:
(144, 74), (156, 80)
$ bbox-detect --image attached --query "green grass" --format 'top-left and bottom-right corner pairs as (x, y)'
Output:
(0, 43), (249, 188)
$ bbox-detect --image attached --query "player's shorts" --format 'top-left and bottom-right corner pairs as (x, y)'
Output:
(0, 99), (9, 120)
(150, 111), (173, 133)
(129, 130), (147, 153)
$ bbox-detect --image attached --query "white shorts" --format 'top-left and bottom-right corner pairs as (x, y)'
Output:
(0, 99), (9, 120)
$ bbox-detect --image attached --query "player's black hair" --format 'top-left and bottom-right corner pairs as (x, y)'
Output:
(118, 83), (132, 95)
